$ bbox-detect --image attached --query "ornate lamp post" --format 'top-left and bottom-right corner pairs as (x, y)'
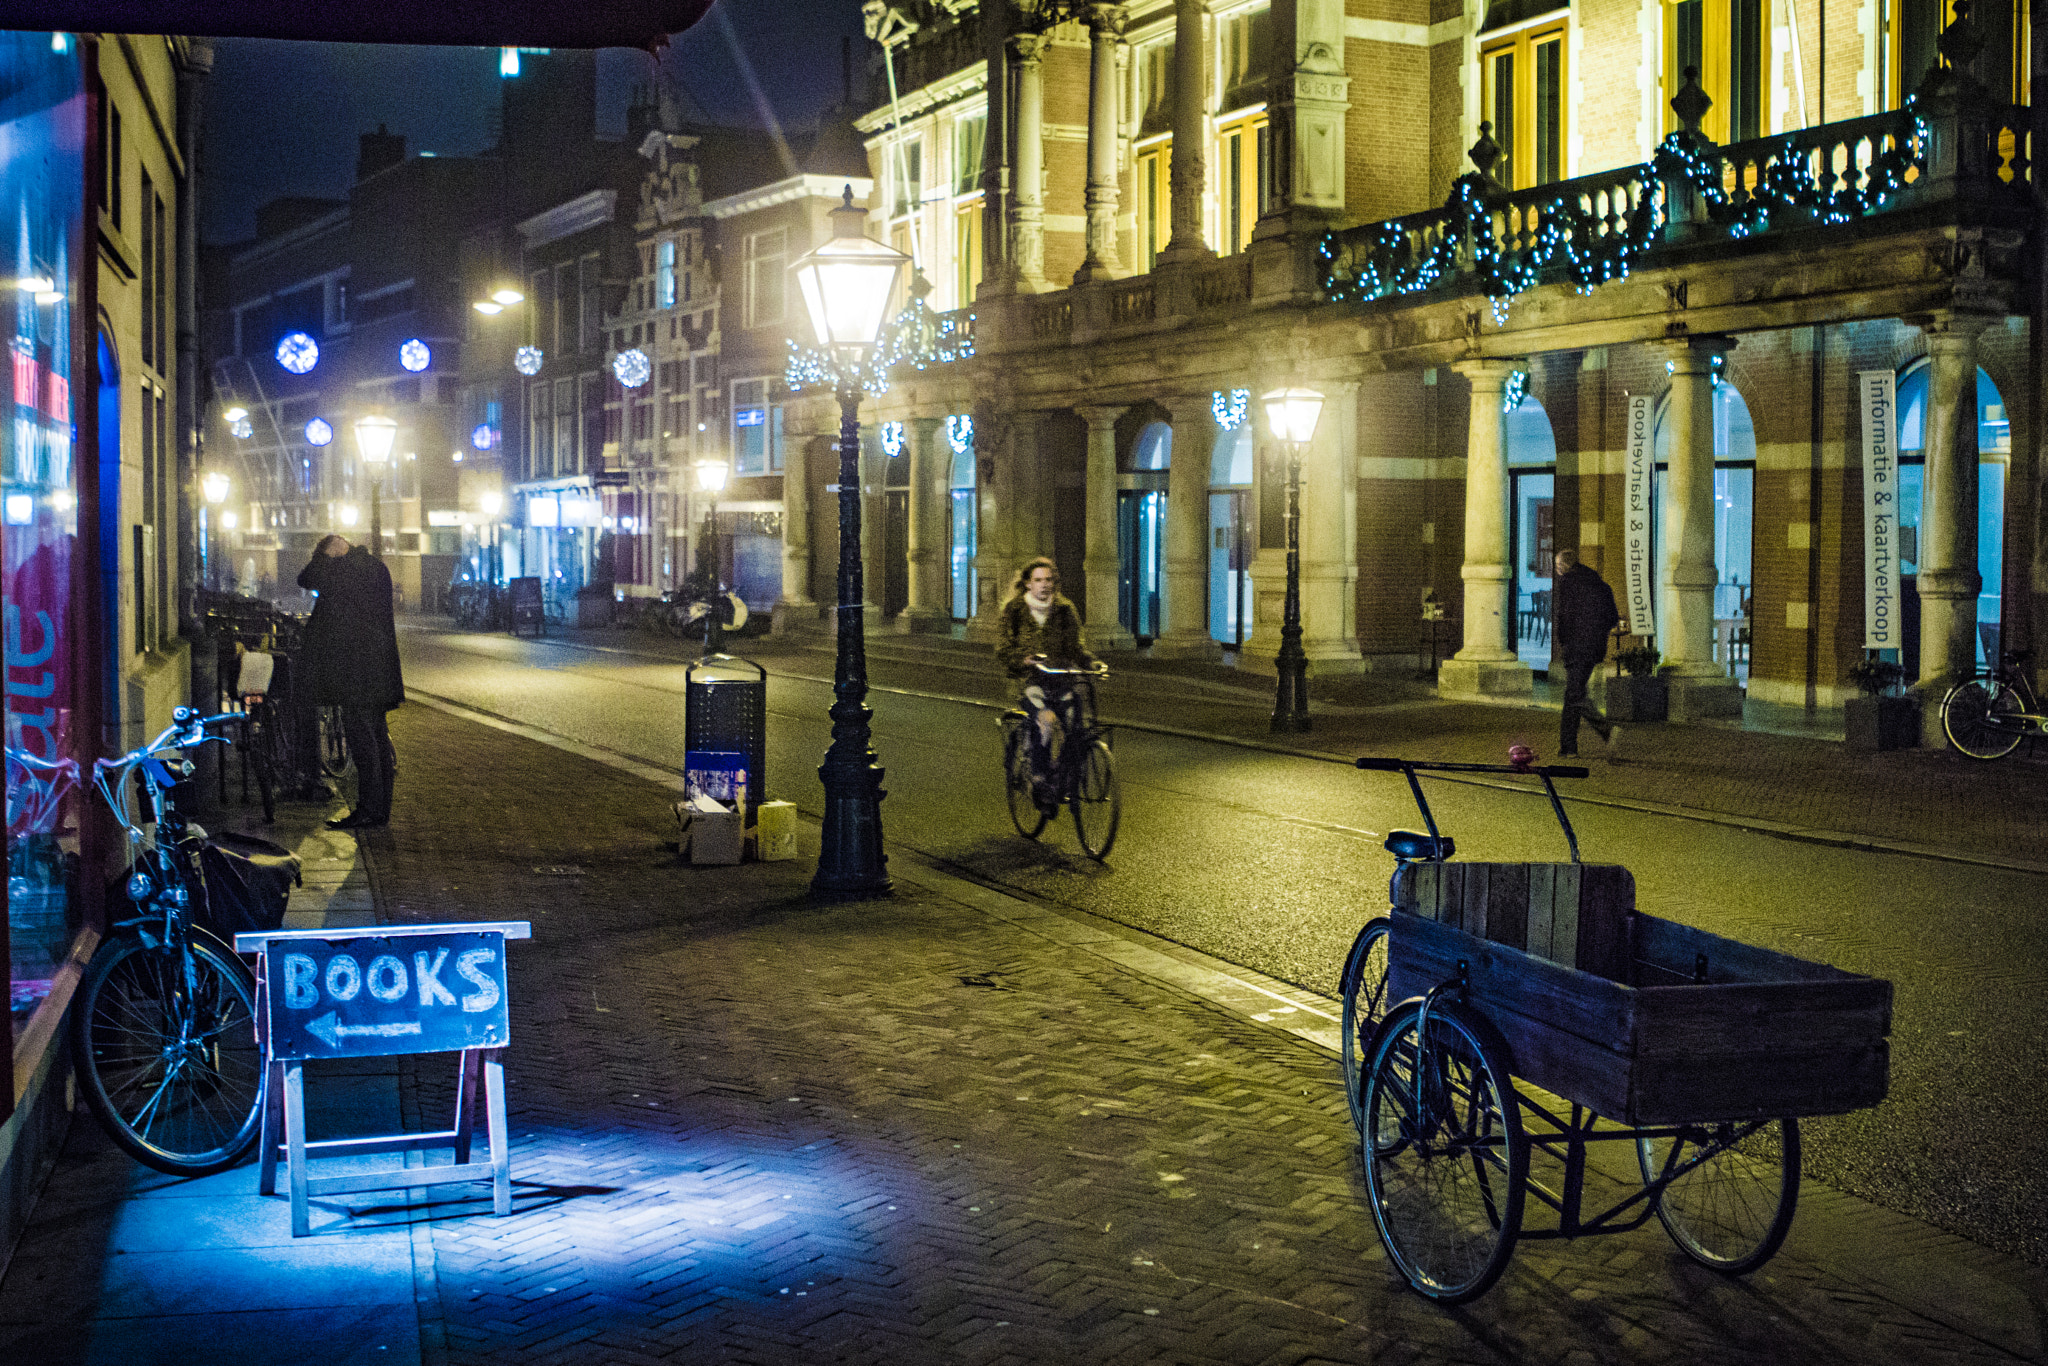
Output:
(791, 188), (911, 897)
(353, 414), (398, 557)
(1261, 386), (1324, 733)
(200, 470), (230, 590)
(693, 456), (730, 655)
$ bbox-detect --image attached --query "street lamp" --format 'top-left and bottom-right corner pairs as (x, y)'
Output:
(1261, 386), (1324, 733)
(201, 471), (230, 590)
(792, 186), (910, 897)
(692, 457), (732, 655)
(354, 414), (397, 557)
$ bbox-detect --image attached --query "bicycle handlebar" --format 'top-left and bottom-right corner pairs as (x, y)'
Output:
(1026, 661), (1109, 679)
(94, 710), (239, 776)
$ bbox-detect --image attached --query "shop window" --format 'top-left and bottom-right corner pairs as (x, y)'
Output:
(1483, 20), (1568, 188)
(1216, 112), (1269, 255)
(1136, 141), (1170, 272)
(1665, 0), (1764, 143)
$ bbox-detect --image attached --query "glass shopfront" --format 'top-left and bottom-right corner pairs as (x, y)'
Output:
(5, 34), (87, 1035)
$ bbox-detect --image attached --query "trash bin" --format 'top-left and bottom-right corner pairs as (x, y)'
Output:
(684, 653), (766, 825)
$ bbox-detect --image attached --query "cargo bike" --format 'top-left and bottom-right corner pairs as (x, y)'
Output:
(1337, 756), (1893, 1304)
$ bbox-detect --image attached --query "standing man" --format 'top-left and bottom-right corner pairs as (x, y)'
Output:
(1551, 549), (1619, 756)
(298, 534), (403, 829)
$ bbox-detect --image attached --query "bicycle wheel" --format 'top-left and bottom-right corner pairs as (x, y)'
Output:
(1070, 736), (1120, 860)
(1942, 677), (2025, 760)
(1340, 917), (1394, 1131)
(1362, 999), (1526, 1303)
(246, 710), (284, 824)
(71, 931), (262, 1176)
(318, 705), (350, 778)
(1637, 1117), (1799, 1274)
(1004, 722), (1050, 840)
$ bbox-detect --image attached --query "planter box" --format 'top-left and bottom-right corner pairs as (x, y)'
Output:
(1845, 695), (1919, 750)
(1605, 674), (1668, 722)
(574, 594), (614, 628)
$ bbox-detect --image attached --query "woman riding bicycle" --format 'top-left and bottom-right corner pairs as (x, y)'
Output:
(996, 558), (1099, 793)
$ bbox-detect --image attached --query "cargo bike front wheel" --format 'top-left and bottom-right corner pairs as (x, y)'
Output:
(1361, 997), (1527, 1304)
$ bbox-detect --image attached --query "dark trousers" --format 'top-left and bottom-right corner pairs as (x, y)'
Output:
(1559, 657), (1607, 754)
(341, 705), (398, 821)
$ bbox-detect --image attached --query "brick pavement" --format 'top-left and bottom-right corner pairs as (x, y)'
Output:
(335, 701), (2040, 1365)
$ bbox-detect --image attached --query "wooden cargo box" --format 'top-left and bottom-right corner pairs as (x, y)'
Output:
(1387, 862), (1892, 1125)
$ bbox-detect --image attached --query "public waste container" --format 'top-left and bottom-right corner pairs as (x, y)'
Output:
(684, 653), (766, 826)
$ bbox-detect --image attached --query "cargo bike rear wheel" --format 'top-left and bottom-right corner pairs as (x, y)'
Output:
(1637, 1117), (1800, 1274)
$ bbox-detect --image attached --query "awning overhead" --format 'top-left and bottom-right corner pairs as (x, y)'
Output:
(0, 0), (715, 50)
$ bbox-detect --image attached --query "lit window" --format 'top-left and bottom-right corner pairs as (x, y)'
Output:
(1664, 0), (1762, 143)
(731, 378), (785, 475)
(657, 239), (677, 309)
(1484, 20), (1568, 188)
(744, 228), (787, 329)
(1136, 141), (1170, 272)
(1215, 113), (1269, 256)
(954, 202), (982, 308)
(1880, 0), (2028, 109)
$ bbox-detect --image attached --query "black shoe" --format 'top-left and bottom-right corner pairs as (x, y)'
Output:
(1594, 719), (1614, 743)
(326, 813), (363, 830)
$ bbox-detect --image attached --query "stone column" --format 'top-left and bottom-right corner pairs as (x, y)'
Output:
(900, 415), (948, 633)
(1439, 359), (1532, 698)
(1010, 33), (1051, 293)
(977, 0), (1012, 295)
(772, 433), (819, 633)
(964, 410), (1012, 644)
(1154, 395), (1221, 658)
(1655, 336), (1743, 718)
(1156, 0), (1212, 265)
(1915, 313), (1992, 704)
(1073, 5), (1128, 286)
(1008, 412), (1047, 559)
(1077, 404), (1135, 649)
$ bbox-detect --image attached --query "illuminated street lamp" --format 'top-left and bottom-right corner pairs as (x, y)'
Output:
(354, 414), (398, 557)
(1260, 386), (1324, 733)
(791, 187), (910, 898)
(200, 471), (230, 589)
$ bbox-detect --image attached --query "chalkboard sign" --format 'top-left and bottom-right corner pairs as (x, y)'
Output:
(264, 930), (511, 1060)
(509, 576), (543, 635)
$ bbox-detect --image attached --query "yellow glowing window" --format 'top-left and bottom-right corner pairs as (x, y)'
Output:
(1482, 21), (1568, 189)
(1216, 113), (1268, 256)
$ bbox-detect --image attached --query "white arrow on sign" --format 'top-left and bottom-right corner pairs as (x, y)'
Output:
(304, 1013), (425, 1049)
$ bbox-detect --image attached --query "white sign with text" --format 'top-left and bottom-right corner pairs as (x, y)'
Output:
(1859, 370), (1901, 650)
(1623, 395), (1657, 636)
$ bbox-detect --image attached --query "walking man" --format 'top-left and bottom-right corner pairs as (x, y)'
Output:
(298, 534), (403, 829)
(1551, 549), (1619, 756)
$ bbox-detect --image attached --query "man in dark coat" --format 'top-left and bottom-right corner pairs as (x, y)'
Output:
(1551, 549), (1619, 756)
(298, 534), (403, 829)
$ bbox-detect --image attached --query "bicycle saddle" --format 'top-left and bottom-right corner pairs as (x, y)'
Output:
(1384, 829), (1453, 861)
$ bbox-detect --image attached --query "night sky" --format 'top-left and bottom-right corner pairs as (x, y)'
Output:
(199, 0), (871, 244)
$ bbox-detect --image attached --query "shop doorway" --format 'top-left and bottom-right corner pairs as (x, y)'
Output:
(1504, 386), (1558, 670)
(1207, 422), (1254, 647)
(1895, 363), (2009, 670)
(948, 426), (976, 619)
(1651, 380), (1757, 682)
(1119, 421), (1172, 644)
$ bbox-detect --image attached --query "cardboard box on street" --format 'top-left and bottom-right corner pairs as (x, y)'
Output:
(685, 793), (744, 865)
(754, 800), (797, 861)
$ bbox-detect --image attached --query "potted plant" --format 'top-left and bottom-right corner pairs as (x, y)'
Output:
(1844, 653), (1917, 750)
(1604, 641), (1669, 722)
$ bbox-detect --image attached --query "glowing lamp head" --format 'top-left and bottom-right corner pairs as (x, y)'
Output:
(791, 187), (910, 363)
(201, 471), (231, 504)
(222, 405), (248, 423)
(492, 288), (524, 306)
(221, 511), (238, 530)
(480, 491), (503, 517)
(338, 503), (359, 527)
(695, 458), (729, 492)
(353, 414), (398, 465)
(473, 300), (504, 316)
(1260, 387), (1326, 446)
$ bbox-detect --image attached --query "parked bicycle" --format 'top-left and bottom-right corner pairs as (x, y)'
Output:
(72, 708), (264, 1175)
(1941, 648), (2043, 760)
(1000, 662), (1120, 860)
